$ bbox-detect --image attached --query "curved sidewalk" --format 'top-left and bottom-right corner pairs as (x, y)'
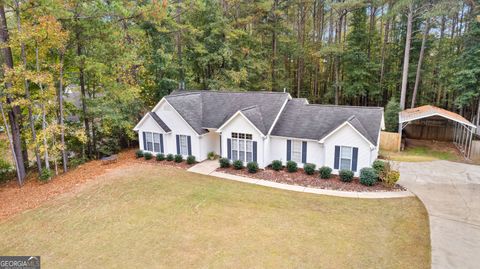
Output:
(188, 161), (414, 199)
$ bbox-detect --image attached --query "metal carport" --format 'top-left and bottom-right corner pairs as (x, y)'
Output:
(399, 105), (477, 159)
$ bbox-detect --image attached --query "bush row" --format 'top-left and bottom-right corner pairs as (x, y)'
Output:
(136, 150), (196, 165)
(219, 158), (260, 173)
(266, 159), (401, 187)
(269, 160), (334, 179)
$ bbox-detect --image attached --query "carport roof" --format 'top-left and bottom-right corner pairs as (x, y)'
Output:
(399, 105), (476, 128)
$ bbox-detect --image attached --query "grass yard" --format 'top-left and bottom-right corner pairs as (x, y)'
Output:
(381, 138), (463, 163)
(381, 147), (459, 162)
(0, 164), (430, 268)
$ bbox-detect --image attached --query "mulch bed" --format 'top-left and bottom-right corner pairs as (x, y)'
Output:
(217, 167), (405, 192)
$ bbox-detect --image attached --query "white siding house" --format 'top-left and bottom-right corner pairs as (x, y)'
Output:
(322, 123), (375, 176)
(217, 112), (266, 167)
(134, 91), (384, 176)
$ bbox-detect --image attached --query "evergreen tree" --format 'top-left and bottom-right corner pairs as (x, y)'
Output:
(385, 97), (401, 132)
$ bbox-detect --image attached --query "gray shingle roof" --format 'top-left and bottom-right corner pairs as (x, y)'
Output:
(271, 100), (383, 145)
(240, 106), (266, 134)
(149, 112), (171, 133)
(160, 91), (383, 145)
(165, 91), (290, 135)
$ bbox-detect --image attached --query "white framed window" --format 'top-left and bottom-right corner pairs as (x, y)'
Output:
(231, 132), (253, 162)
(246, 140), (253, 162)
(340, 146), (353, 170)
(291, 140), (302, 163)
(144, 132), (163, 153)
(145, 132), (153, 151)
(153, 133), (161, 152)
(179, 135), (189, 155)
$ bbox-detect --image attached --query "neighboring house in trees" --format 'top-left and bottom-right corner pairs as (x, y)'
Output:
(133, 91), (384, 176)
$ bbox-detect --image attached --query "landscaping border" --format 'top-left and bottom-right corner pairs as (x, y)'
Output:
(188, 161), (414, 199)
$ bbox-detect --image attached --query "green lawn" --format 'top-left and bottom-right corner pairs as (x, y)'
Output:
(0, 164), (430, 268)
(381, 146), (458, 162)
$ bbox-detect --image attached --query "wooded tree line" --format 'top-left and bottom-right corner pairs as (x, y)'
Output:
(0, 0), (478, 185)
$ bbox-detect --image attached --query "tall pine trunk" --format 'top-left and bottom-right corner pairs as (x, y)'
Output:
(271, 0), (278, 91)
(411, 19), (430, 108)
(380, 7), (390, 104)
(76, 29), (92, 158)
(0, 4), (26, 184)
(58, 52), (67, 172)
(0, 101), (23, 184)
(334, 10), (344, 105)
(399, 4), (413, 110)
(35, 46), (50, 173)
(176, 0), (184, 89)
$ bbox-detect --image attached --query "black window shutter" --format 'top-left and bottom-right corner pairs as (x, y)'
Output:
(334, 146), (340, 169)
(352, 147), (358, 171)
(142, 132), (147, 150)
(302, 141), (307, 163)
(227, 138), (231, 159)
(160, 134), (164, 153)
(187, 136), (192, 155)
(253, 141), (257, 162)
(219, 134), (222, 156)
(176, 135), (180, 154)
(286, 140), (291, 161)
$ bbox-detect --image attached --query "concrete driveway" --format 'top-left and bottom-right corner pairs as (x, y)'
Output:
(398, 161), (480, 269)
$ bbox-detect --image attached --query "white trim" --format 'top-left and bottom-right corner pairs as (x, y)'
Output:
(267, 96), (291, 135)
(163, 98), (202, 136)
(269, 135), (318, 142)
(290, 139), (303, 163)
(319, 121), (375, 148)
(133, 113), (150, 131)
(151, 97), (166, 112)
(150, 98), (201, 136)
(339, 146), (353, 170)
(133, 112), (171, 133)
(216, 111), (266, 137)
(399, 112), (476, 128)
(229, 133), (254, 163)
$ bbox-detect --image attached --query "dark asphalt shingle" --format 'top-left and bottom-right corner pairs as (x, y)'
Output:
(271, 101), (383, 145)
(149, 112), (171, 133)
(162, 91), (383, 145)
(165, 91), (289, 135)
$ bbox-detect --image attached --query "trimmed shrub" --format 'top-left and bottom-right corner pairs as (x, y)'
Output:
(166, 154), (174, 161)
(271, 160), (283, 171)
(174, 154), (183, 163)
(247, 162), (259, 173)
(219, 158), (230, 168)
(156, 153), (165, 161)
(286, 160), (298, 173)
(233, 160), (244, 170)
(186, 155), (196, 164)
(372, 160), (386, 174)
(360, 168), (378, 186)
(319, 166), (332, 179)
(39, 168), (52, 182)
(339, 169), (354, 182)
(144, 152), (153, 160)
(304, 163), (316, 175)
(135, 150), (144, 158)
(384, 170), (400, 187)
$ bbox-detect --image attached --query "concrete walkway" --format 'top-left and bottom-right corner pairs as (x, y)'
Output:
(188, 160), (414, 199)
(399, 161), (480, 269)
